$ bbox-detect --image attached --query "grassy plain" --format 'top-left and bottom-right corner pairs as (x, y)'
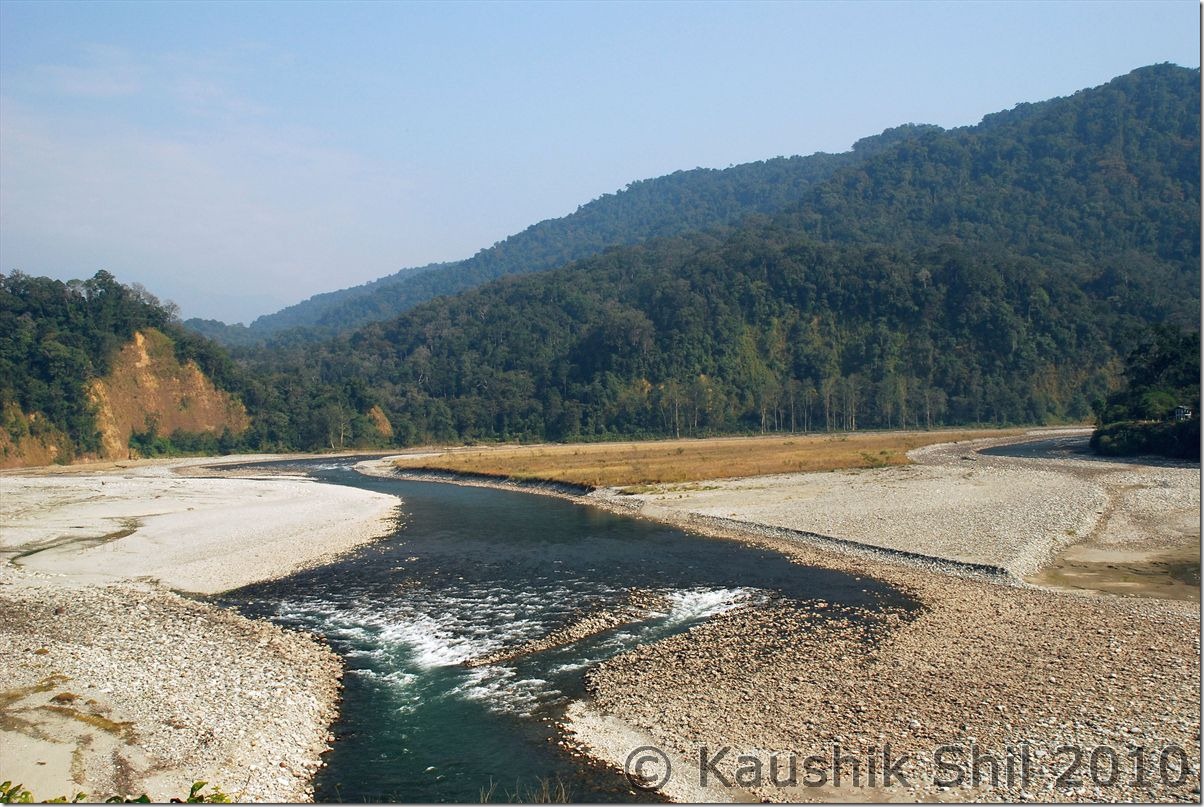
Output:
(391, 428), (1032, 488)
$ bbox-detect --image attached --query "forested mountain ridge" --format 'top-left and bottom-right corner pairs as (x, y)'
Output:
(7, 64), (1199, 457)
(188, 125), (942, 343)
(191, 65), (1194, 347)
(781, 63), (1198, 268)
(230, 63), (1198, 448)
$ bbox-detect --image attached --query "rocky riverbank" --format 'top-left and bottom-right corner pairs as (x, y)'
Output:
(560, 433), (1201, 803)
(0, 456), (401, 801)
(611, 430), (1199, 583)
(360, 432), (1201, 801)
(0, 568), (342, 801)
(568, 541), (1200, 801)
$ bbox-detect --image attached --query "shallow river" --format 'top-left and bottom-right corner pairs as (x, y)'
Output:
(214, 458), (907, 802)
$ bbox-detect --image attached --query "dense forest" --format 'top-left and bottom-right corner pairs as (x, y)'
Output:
(240, 230), (1194, 447)
(223, 64), (1197, 449)
(186, 125), (939, 343)
(1091, 326), (1200, 459)
(3, 64), (1199, 458)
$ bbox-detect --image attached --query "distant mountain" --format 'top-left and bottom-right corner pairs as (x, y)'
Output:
(229, 64), (1199, 447)
(28, 65), (1198, 456)
(189, 126), (943, 343)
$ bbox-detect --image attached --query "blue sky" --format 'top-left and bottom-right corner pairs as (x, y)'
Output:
(1, 1), (1198, 323)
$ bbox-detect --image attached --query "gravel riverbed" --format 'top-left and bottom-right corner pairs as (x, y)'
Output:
(0, 569), (342, 801)
(0, 456), (400, 802)
(560, 432), (1201, 803)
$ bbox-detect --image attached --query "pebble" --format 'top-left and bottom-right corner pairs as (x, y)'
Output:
(0, 569), (340, 802)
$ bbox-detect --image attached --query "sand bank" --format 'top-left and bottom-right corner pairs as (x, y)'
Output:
(605, 429), (1199, 586)
(0, 455), (400, 801)
(556, 431), (1201, 802)
(1, 458), (399, 594)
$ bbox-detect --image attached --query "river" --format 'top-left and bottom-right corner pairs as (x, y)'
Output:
(213, 458), (909, 802)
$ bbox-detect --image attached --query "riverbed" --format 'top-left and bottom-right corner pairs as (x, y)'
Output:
(213, 459), (912, 801)
(2, 436), (1197, 803)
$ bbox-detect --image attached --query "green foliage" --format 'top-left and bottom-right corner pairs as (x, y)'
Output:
(0, 782), (34, 803)
(0, 271), (256, 461)
(783, 65), (1199, 271)
(0, 781), (228, 804)
(7, 65), (1200, 458)
(289, 235), (1181, 441)
(0, 270), (174, 457)
(127, 424), (234, 459)
(195, 139), (880, 341)
(179, 781), (230, 803)
(1091, 325), (1200, 459)
(192, 65), (1199, 346)
(1091, 419), (1199, 460)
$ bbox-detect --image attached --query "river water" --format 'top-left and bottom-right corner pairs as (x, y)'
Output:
(214, 458), (907, 802)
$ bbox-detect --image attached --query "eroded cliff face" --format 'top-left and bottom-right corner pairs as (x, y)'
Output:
(0, 405), (70, 469)
(367, 405), (394, 440)
(0, 328), (254, 468)
(86, 329), (250, 460)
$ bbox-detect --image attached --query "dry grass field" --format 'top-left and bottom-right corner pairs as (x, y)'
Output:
(391, 428), (1032, 488)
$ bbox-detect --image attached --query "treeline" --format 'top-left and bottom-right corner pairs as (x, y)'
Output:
(189, 65), (1198, 346)
(782, 64), (1199, 270)
(227, 65), (1199, 449)
(190, 128), (946, 342)
(236, 229), (1195, 447)
(1091, 327), (1200, 459)
(5, 65), (1200, 458)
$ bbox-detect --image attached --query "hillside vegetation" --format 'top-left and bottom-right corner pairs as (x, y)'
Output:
(1091, 326), (1200, 459)
(0, 272), (249, 466)
(6, 65), (1199, 459)
(188, 127), (942, 342)
(234, 65), (1198, 448)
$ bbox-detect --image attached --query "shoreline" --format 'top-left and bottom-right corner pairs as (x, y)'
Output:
(361, 430), (1201, 802)
(365, 427), (1200, 594)
(561, 520), (1199, 802)
(0, 454), (401, 802)
(3, 433), (1198, 802)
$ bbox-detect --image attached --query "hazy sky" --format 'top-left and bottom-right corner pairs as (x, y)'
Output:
(1, 1), (1198, 324)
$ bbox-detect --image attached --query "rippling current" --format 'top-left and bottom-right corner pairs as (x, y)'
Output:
(213, 458), (907, 802)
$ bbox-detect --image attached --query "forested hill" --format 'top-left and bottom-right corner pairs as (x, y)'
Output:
(0, 271), (249, 465)
(12, 64), (1198, 456)
(230, 63), (1198, 448)
(780, 63), (1199, 268)
(189, 125), (938, 344)
(192, 65), (1194, 348)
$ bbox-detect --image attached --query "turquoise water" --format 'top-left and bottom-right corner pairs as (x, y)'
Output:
(215, 458), (907, 802)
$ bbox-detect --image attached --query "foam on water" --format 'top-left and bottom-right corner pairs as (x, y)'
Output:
(452, 667), (559, 717)
(272, 583), (760, 720)
(662, 586), (756, 623)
